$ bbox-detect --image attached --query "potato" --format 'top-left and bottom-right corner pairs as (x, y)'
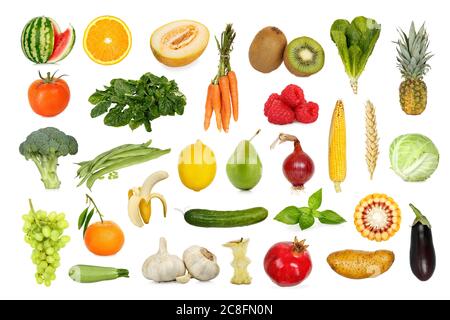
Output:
(327, 250), (395, 280)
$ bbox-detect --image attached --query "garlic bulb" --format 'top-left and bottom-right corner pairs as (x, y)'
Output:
(142, 237), (186, 282)
(183, 246), (220, 281)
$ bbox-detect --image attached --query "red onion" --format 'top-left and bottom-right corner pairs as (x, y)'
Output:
(271, 134), (315, 190)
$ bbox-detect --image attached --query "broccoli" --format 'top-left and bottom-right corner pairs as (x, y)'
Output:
(19, 127), (78, 189)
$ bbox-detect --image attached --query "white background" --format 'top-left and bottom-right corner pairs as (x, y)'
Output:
(1, 0), (448, 300)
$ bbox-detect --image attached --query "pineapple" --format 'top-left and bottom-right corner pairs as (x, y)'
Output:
(396, 22), (432, 115)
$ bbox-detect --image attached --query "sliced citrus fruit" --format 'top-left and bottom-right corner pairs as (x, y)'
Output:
(83, 16), (132, 65)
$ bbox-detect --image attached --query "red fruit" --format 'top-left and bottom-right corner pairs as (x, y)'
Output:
(295, 102), (319, 124)
(264, 93), (281, 116)
(267, 99), (295, 125)
(264, 238), (312, 287)
(281, 84), (306, 108)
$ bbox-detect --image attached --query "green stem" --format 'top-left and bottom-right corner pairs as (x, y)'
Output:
(86, 194), (104, 223)
(28, 199), (36, 215)
(409, 204), (431, 228)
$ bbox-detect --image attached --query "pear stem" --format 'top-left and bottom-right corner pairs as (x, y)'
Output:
(249, 129), (261, 142)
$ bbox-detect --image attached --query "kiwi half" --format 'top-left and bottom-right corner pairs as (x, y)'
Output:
(284, 37), (325, 77)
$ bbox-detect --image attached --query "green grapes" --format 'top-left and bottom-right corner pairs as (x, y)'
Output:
(22, 200), (70, 287)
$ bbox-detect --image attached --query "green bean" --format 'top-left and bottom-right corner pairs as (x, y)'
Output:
(85, 149), (170, 190)
(77, 141), (152, 182)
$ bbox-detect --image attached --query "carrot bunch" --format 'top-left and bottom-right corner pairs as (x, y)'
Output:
(204, 24), (238, 132)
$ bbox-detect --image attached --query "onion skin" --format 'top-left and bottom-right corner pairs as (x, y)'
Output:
(283, 141), (315, 189)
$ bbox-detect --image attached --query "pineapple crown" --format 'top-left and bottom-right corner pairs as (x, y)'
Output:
(395, 22), (433, 80)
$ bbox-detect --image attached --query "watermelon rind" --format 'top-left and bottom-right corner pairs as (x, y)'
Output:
(21, 16), (55, 64)
(48, 25), (76, 63)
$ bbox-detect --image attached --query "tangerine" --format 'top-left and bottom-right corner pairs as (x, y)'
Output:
(84, 221), (124, 256)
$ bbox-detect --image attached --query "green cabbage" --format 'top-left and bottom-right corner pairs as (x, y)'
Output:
(389, 134), (439, 182)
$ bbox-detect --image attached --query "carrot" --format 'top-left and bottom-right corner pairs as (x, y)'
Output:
(227, 71), (239, 122)
(204, 84), (213, 130)
(211, 84), (222, 131)
(219, 76), (231, 132)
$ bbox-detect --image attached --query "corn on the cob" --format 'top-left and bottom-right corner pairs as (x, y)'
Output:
(328, 100), (346, 193)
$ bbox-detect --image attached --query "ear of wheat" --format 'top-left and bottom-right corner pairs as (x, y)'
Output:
(365, 101), (379, 180)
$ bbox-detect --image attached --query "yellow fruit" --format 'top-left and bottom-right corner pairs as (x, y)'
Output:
(150, 20), (209, 67)
(83, 16), (132, 65)
(178, 140), (216, 192)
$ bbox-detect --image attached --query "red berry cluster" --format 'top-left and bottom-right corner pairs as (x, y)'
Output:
(264, 84), (319, 125)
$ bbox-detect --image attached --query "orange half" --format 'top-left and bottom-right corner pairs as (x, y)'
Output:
(83, 16), (132, 65)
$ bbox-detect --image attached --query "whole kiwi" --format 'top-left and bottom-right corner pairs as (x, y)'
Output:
(249, 27), (287, 73)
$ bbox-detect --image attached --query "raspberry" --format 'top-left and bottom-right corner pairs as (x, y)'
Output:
(266, 99), (295, 125)
(295, 102), (319, 124)
(264, 93), (281, 116)
(281, 84), (306, 108)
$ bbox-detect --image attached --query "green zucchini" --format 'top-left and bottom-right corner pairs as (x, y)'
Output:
(69, 265), (129, 283)
(184, 207), (268, 228)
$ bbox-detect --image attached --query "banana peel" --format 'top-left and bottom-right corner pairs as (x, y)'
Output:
(128, 171), (169, 227)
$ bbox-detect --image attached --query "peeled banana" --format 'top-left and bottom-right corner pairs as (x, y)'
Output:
(128, 171), (168, 227)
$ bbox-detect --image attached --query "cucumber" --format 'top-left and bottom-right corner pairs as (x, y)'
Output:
(69, 265), (129, 283)
(184, 207), (268, 228)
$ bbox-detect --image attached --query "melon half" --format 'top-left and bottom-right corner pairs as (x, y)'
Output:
(150, 20), (209, 67)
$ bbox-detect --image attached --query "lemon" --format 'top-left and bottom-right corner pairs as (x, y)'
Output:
(178, 140), (216, 192)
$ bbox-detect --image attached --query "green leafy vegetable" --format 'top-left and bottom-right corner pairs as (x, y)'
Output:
(330, 16), (381, 94)
(274, 207), (301, 225)
(308, 189), (322, 210)
(88, 72), (186, 132)
(19, 127), (78, 189)
(299, 212), (315, 230)
(275, 188), (346, 231)
(318, 210), (347, 225)
(389, 134), (439, 182)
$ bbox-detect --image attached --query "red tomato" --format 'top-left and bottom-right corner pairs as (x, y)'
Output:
(28, 72), (70, 117)
(264, 238), (312, 287)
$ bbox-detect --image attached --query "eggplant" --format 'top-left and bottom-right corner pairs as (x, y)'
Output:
(409, 204), (436, 281)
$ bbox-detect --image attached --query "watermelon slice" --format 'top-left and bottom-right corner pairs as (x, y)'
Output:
(48, 24), (76, 63)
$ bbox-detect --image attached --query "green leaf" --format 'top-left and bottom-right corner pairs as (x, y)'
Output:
(112, 79), (135, 95)
(298, 207), (312, 216)
(318, 210), (346, 225)
(78, 208), (89, 230)
(90, 101), (111, 118)
(299, 212), (315, 230)
(330, 17), (381, 79)
(308, 189), (322, 210)
(274, 207), (301, 225)
(88, 91), (105, 104)
(83, 209), (95, 238)
(312, 210), (322, 218)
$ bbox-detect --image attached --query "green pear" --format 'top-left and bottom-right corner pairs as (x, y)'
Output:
(226, 131), (263, 190)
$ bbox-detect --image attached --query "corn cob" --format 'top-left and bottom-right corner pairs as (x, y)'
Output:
(354, 194), (401, 242)
(328, 100), (346, 193)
